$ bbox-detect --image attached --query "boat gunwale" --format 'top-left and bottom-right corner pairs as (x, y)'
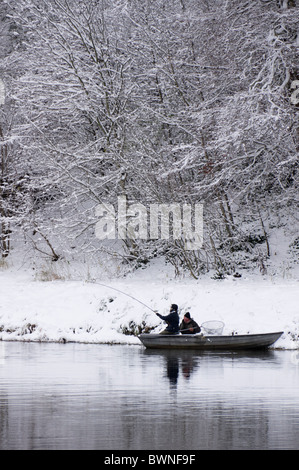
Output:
(139, 331), (284, 340)
(138, 331), (284, 350)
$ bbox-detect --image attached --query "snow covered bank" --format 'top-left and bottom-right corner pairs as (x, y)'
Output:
(0, 262), (298, 350)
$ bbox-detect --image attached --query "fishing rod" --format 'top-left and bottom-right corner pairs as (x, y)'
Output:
(87, 280), (157, 313)
(179, 328), (201, 333)
(86, 280), (223, 335)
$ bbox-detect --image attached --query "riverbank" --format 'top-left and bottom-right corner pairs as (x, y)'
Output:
(0, 260), (298, 349)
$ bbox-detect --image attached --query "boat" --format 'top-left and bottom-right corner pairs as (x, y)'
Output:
(138, 331), (284, 350)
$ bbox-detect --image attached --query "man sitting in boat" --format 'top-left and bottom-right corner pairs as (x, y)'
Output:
(180, 312), (201, 334)
(156, 304), (180, 335)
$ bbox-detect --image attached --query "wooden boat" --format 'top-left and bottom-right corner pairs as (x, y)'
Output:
(138, 331), (283, 350)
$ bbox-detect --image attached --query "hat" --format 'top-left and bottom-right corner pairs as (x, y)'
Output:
(184, 312), (191, 319)
(170, 304), (178, 311)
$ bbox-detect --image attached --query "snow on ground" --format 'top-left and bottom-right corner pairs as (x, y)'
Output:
(0, 257), (298, 349)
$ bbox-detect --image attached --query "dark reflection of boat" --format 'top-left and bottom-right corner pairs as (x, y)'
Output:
(166, 356), (179, 386)
(139, 331), (283, 350)
(143, 349), (199, 386)
(142, 348), (278, 387)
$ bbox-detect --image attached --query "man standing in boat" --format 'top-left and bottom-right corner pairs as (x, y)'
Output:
(180, 312), (201, 334)
(156, 304), (180, 335)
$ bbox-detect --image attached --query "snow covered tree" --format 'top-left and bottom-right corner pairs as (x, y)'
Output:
(0, 2), (30, 258)
(3, 0), (298, 275)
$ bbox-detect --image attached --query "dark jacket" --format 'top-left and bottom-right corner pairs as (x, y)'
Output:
(156, 310), (179, 333)
(180, 318), (201, 334)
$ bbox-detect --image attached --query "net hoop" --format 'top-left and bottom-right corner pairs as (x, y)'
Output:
(201, 320), (224, 336)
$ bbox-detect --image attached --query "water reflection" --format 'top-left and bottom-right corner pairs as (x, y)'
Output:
(0, 342), (299, 450)
(144, 350), (198, 387)
(143, 349), (278, 388)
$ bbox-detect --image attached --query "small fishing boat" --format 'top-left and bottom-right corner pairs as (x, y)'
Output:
(138, 331), (284, 350)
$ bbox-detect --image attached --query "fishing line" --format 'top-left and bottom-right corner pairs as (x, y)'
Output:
(86, 280), (157, 313)
(86, 281), (224, 334)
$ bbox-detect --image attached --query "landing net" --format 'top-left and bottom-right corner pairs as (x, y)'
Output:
(201, 321), (224, 336)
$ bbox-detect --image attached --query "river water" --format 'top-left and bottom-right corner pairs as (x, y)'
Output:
(0, 341), (299, 450)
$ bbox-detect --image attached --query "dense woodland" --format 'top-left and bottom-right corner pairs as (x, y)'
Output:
(0, 0), (298, 278)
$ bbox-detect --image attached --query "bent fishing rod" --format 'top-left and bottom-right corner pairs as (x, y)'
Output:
(90, 282), (197, 330)
(88, 281), (194, 320)
(85, 280), (218, 335)
(86, 280), (157, 313)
